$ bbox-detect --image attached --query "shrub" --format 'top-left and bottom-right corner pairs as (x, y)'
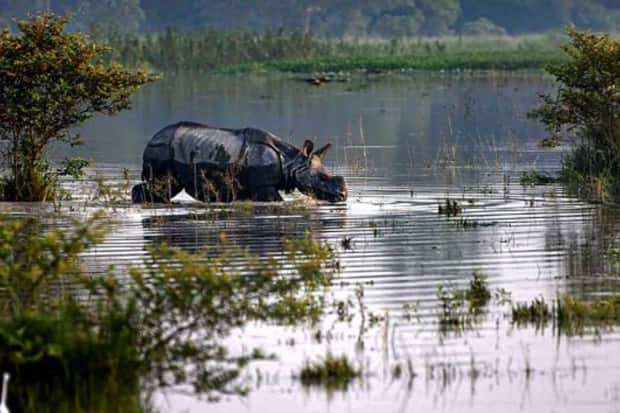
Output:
(530, 27), (620, 200)
(0, 214), (338, 410)
(0, 14), (157, 201)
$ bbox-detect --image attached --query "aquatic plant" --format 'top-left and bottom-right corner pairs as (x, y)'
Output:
(0, 214), (338, 411)
(511, 294), (620, 335)
(608, 247), (620, 265)
(437, 283), (467, 331)
(0, 13), (157, 202)
(466, 270), (491, 313)
(555, 294), (620, 335)
(529, 27), (620, 201)
(436, 270), (493, 333)
(519, 171), (558, 187)
(438, 199), (461, 216)
(511, 297), (553, 327)
(298, 353), (360, 391)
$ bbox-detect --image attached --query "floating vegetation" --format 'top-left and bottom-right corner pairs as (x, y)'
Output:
(298, 354), (360, 391)
(519, 171), (558, 187)
(438, 199), (461, 216)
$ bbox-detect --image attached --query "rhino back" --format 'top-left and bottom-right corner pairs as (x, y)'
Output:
(171, 124), (245, 166)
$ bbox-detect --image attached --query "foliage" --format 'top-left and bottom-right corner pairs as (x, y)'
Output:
(0, 214), (338, 410)
(511, 297), (552, 327)
(2, 1), (619, 36)
(0, 212), (108, 311)
(519, 171), (558, 187)
(609, 247), (620, 265)
(511, 294), (620, 335)
(556, 294), (620, 335)
(97, 29), (566, 74)
(529, 27), (620, 200)
(299, 353), (359, 391)
(437, 270), (491, 333)
(0, 13), (157, 201)
(466, 269), (491, 311)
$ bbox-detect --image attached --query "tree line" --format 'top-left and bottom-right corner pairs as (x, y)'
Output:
(1, 0), (619, 37)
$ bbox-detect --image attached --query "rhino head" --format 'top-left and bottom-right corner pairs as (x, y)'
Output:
(287, 140), (347, 203)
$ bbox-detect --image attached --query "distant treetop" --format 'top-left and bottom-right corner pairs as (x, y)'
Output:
(0, 0), (619, 36)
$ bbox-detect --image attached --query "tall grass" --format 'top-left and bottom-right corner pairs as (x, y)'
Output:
(98, 29), (567, 74)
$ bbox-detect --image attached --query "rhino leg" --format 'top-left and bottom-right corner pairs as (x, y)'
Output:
(131, 180), (183, 204)
(250, 187), (283, 202)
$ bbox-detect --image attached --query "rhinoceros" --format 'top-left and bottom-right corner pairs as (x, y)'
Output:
(131, 122), (347, 203)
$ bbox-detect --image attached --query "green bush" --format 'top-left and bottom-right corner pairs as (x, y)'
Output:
(530, 27), (620, 201)
(0, 214), (338, 411)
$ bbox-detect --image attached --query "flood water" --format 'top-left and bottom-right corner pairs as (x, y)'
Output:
(9, 72), (620, 412)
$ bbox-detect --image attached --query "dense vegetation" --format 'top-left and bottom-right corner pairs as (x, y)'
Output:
(100, 29), (567, 73)
(0, 213), (338, 411)
(1, 0), (619, 36)
(0, 14), (156, 201)
(530, 28), (620, 201)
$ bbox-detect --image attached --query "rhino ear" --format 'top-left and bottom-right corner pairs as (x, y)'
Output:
(313, 143), (332, 160)
(301, 140), (314, 158)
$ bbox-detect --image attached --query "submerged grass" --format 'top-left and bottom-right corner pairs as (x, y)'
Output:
(511, 295), (620, 334)
(519, 171), (559, 187)
(299, 354), (360, 391)
(437, 270), (491, 333)
(511, 297), (553, 327)
(466, 270), (492, 312)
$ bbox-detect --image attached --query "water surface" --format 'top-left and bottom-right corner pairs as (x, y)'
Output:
(12, 72), (620, 413)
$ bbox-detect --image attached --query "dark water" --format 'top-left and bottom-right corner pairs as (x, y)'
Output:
(11, 73), (620, 412)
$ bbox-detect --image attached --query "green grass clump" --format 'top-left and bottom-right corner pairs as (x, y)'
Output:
(520, 171), (558, 187)
(512, 294), (620, 334)
(556, 295), (620, 334)
(437, 270), (491, 333)
(299, 354), (360, 390)
(466, 270), (491, 312)
(511, 297), (552, 326)
(609, 247), (620, 265)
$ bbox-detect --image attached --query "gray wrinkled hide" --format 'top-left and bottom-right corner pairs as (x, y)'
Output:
(136, 122), (295, 202)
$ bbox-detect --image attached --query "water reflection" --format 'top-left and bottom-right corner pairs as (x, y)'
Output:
(44, 73), (620, 412)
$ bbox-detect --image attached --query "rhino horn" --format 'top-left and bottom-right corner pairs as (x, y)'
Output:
(313, 143), (332, 160)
